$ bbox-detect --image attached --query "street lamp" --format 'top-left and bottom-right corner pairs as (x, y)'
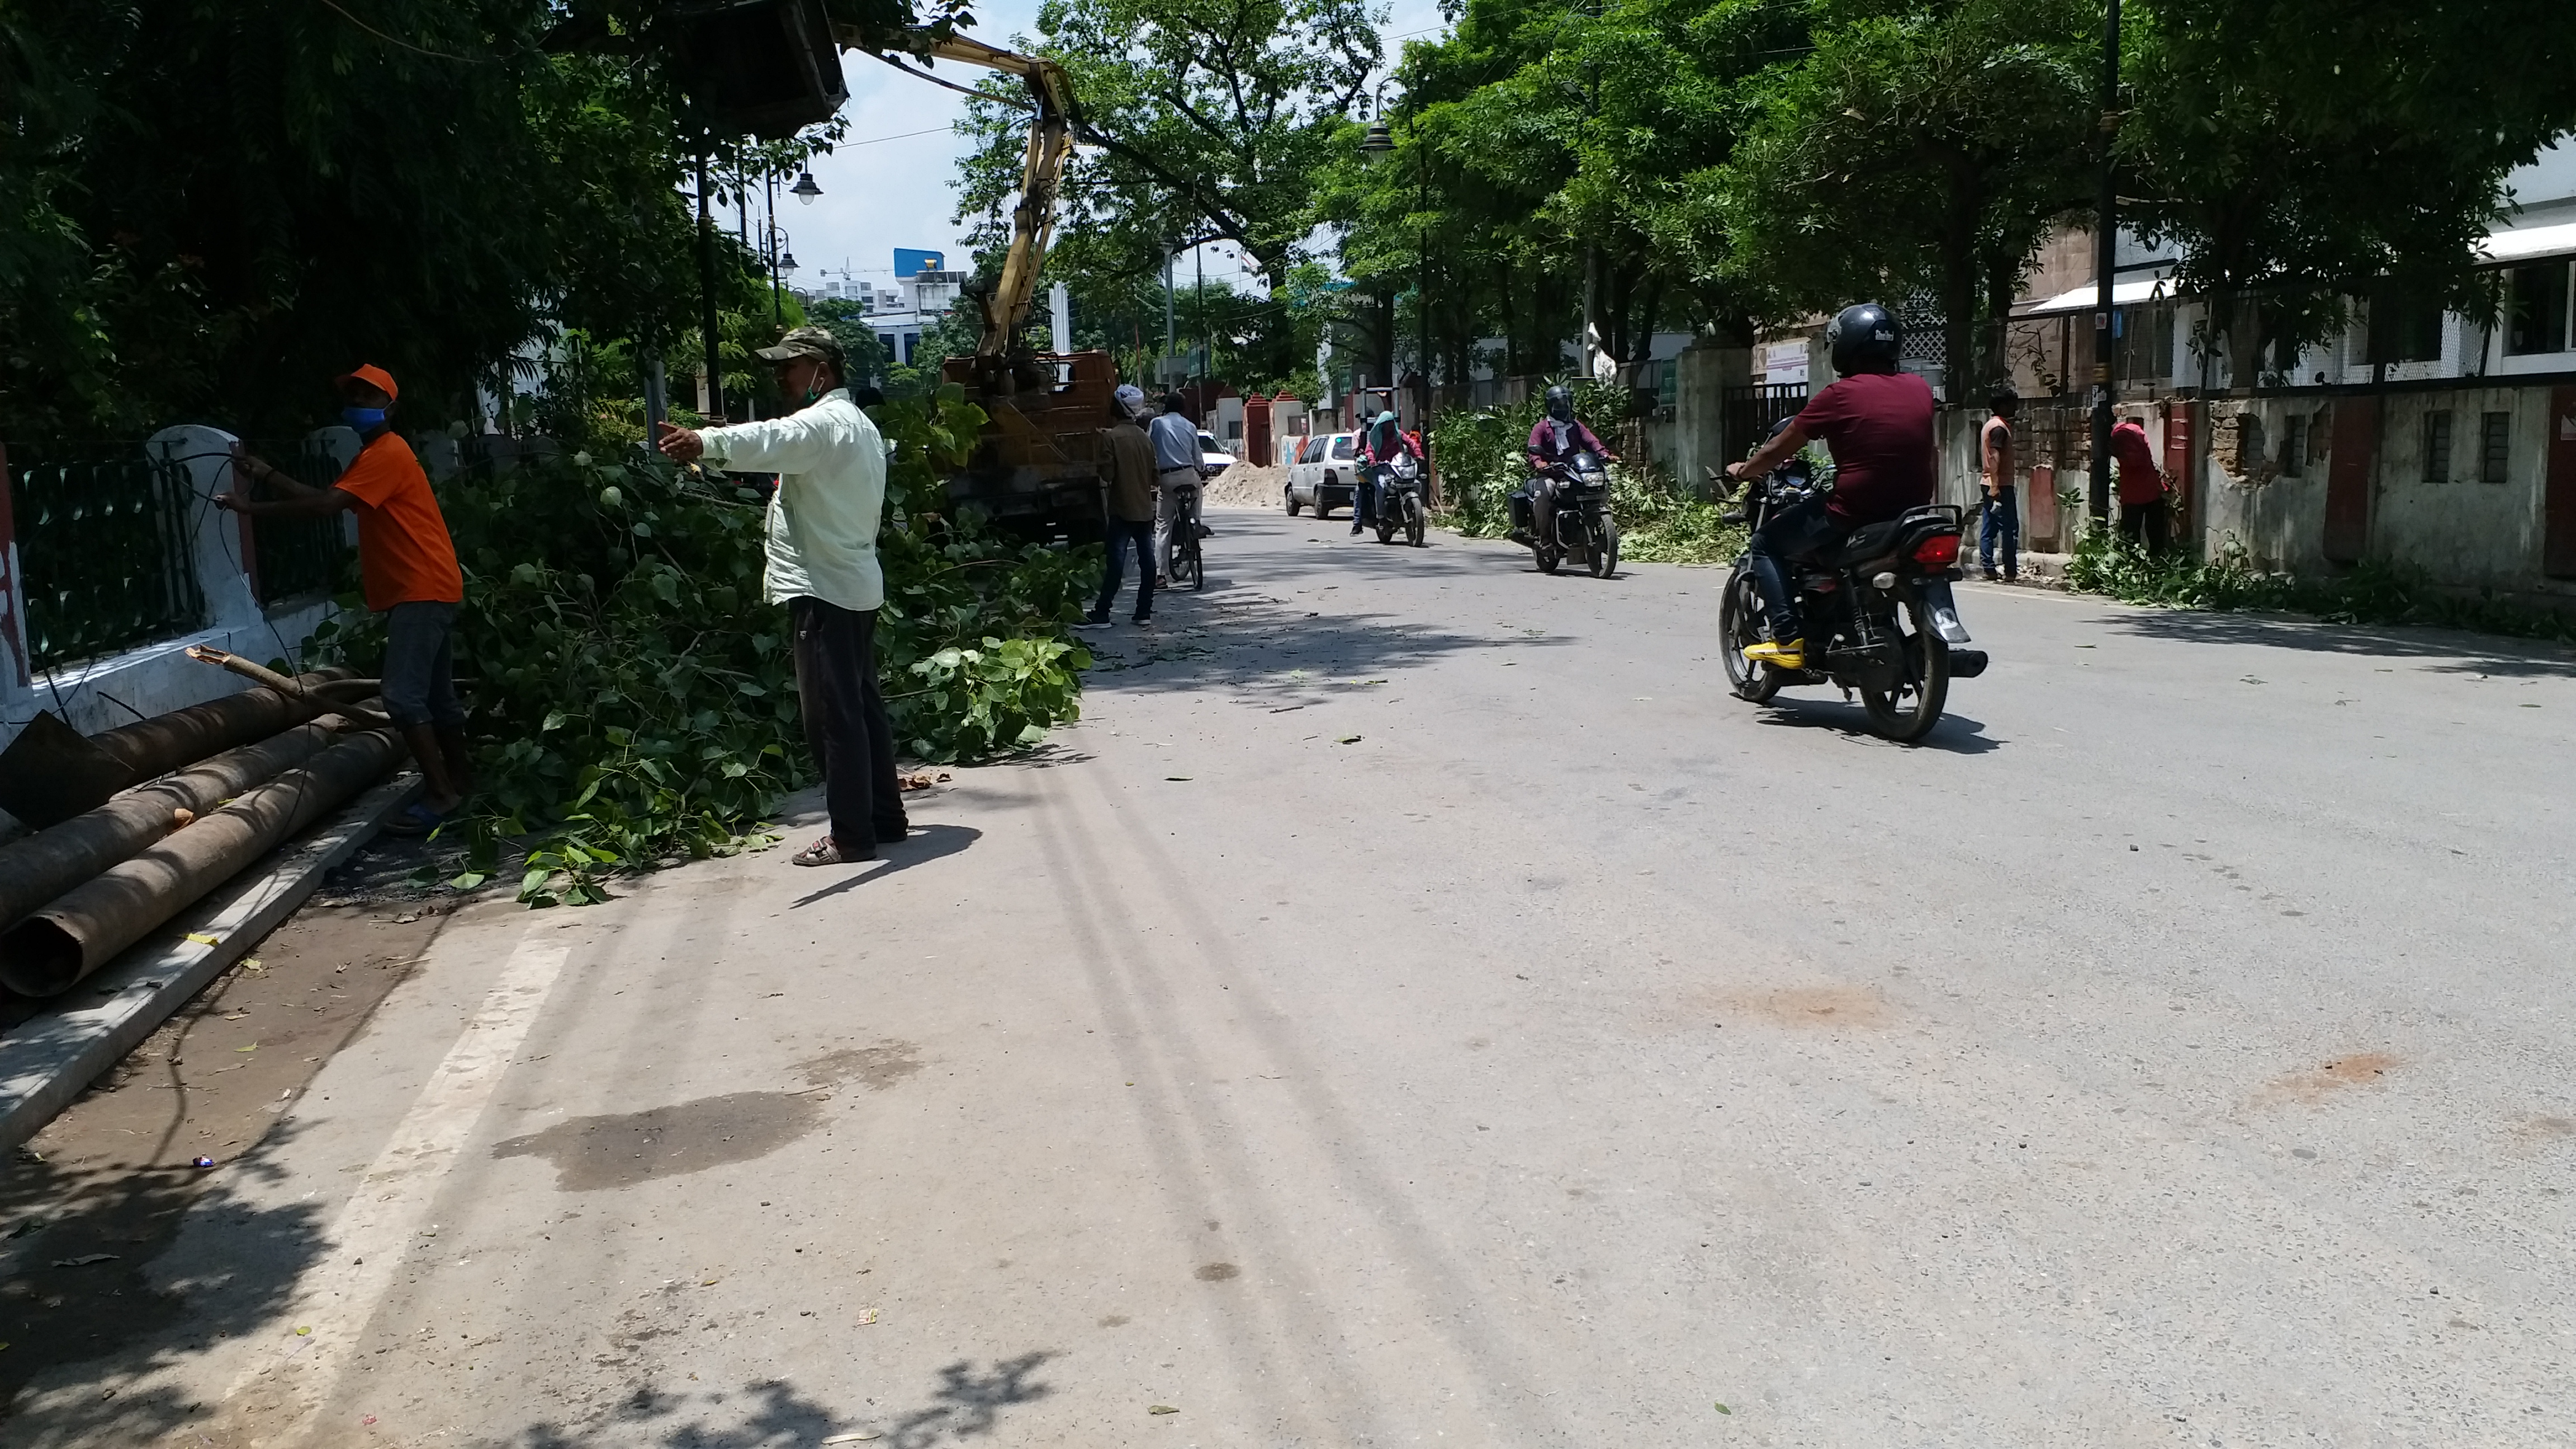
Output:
(790, 170), (822, 205)
(779, 250), (799, 277)
(1359, 120), (1393, 156)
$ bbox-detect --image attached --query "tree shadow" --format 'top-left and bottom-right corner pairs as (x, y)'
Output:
(0, 1117), (333, 1445)
(2089, 604), (2576, 678)
(1079, 515), (1566, 700)
(505, 1351), (1054, 1448)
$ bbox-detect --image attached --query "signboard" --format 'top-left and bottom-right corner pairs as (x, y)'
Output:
(1761, 340), (1808, 386)
(892, 248), (945, 278)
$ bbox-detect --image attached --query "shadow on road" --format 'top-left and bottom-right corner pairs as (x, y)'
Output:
(1754, 703), (2001, 754)
(788, 823), (982, 908)
(508, 1351), (1054, 1447)
(1083, 511), (1565, 702)
(2085, 603), (2576, 678)
(0, 1120), (330, 1445)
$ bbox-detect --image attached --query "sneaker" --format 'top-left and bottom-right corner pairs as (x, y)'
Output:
(1073, 616), (1112, 630)
(1981, 569), (2001, 582)
(1196, 522), (1215, 539)
(1741, 636), (1807, 670)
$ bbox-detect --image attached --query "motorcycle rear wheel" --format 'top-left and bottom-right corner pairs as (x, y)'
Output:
(1718, 565), (1781, 703)
(1859, 596), (1950, 742)
(1588, 516), (1620, 579)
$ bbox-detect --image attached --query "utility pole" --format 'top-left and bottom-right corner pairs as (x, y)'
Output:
(1195, 243), (1208, 389)
(695, 146), (724, 423)
(1163, 248), (1176, 385)
(2087, 0), (2122, 524)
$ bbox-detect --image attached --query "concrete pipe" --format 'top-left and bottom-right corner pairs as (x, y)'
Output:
(0, 668), (355, 828)
(0, 722), (343, 938)
(0, 728), (402, 998)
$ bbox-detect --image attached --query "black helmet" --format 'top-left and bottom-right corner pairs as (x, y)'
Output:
(1543, 384), (1574, 420)
(1827, 303), (1902, 377)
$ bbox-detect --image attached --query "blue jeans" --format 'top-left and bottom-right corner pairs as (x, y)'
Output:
(1093, 518), (1156, 621)
(1746, 495), (1843, 642)
(1980, 489), (2019, 577)
(381, 600), (465, 728)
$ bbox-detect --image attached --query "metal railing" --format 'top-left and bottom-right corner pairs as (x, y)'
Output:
(6, 442), (207, 672)
(239, 438), (354, 604)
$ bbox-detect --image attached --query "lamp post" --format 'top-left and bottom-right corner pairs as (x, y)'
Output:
(1358, 88), (1430, 439)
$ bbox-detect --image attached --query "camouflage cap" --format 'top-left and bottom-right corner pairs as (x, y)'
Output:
(755, 324), (845, 368)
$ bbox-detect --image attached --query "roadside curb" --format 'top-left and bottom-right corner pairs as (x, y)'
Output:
(0, 770), (424, 1150)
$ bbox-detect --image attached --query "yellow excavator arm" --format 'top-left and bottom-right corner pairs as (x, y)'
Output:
(832, 29), (1076, 359)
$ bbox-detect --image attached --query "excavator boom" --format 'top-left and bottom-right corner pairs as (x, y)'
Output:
(834, 29), (1076, 358)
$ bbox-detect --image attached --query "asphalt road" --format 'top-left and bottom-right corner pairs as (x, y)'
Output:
(10, 505), (2575, 1448)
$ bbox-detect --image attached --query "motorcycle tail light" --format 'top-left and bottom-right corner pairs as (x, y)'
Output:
(1913, 533), (1962, 568)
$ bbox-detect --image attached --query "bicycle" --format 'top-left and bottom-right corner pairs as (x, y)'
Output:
(1164, 480), (1207, 591)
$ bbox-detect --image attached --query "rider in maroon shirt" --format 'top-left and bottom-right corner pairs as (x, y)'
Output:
(1724, 303), (1936, 670)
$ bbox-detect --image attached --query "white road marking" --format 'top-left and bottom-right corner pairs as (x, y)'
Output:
(220, 929), (570, 1443)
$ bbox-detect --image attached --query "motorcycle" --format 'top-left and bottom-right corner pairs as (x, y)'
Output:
(1716, 454), (1987, 742)
(1518, 449), (1620, 578)
(1372, 449), (1428, 547)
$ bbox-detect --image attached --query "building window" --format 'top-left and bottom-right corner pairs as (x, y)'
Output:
(2422, 410), (2453, 482)
(2480, 412), (2511, 484)
(2370, 290), (2445, 364)
(2506, 262), (2573, 356)
(2280, 413), (2307, 477)
(2237, 414), (2267, 474)
(2117, 301), (2177, 386)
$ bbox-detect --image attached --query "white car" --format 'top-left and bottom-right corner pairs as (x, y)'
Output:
(1282, 431), (1361, 519)
(1197, 431), (1235, 476)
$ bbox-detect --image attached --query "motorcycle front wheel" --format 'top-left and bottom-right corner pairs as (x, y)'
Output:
(1718, 564), (1781, 703)
(1406, 495), (1426, 547)
(1588, 514), (1619, 579)
(1859, 596), (1950, 742)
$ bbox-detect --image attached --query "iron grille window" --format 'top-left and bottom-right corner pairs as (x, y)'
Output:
(2480, 412), (2511, 484)
(2280, 414), (2307, 477)
(238, 438), (356, 604)
(2422, 411), (2453, 482)
(2505, 262), (2572, 356)
(7, 442), (207, 671)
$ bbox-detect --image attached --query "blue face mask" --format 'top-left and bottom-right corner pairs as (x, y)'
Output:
(342, 406), (387, 430)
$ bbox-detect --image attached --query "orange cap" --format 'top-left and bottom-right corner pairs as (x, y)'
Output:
(337, 363), (399, 402)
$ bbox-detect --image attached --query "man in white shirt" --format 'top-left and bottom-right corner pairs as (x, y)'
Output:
(655, 326), (905, 867)
(1146, 393), (1203, 586)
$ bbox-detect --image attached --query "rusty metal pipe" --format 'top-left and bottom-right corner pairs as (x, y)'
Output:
(0, 728), (402, 998)
(0, 722), (344, 937)
(0, 667), (362, 830)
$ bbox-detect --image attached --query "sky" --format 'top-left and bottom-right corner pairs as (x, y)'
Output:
(781, 1), (1450, 301)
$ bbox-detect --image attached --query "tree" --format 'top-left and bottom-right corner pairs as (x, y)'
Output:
(2119, 0), (2576, 382)
(1716, 0), (2096, 399)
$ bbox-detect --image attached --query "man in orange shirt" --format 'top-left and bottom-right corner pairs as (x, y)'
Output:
(218, 364), (470, 834)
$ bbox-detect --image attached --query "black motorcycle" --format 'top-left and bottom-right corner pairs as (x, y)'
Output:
(1373, 449), (1428, 547)
(1518, 449), (1619, 577)
(1716, 455), (1987, 742)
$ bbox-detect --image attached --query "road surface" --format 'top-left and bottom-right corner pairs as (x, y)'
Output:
(8, 506), (2574, 1447)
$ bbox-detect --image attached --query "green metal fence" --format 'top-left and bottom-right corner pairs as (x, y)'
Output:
(241, 438), (355, 604)
(6, 442), (207, 673)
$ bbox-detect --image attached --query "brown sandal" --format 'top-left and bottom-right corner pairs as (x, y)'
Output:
(791, 835), (871, 867)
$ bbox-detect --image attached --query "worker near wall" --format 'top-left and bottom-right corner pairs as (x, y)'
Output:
(2111, 415), (2170, 553)
(655, 325), (906, 869)
(219, 364), (470, 836)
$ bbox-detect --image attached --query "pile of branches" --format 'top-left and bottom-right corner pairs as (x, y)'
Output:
(317, 388), (1093, 904)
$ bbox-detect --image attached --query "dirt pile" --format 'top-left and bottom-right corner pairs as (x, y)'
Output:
(1201, 462), (1286, 509)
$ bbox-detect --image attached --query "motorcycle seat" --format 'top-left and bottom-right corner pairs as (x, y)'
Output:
(1831, 520), (1902, 566)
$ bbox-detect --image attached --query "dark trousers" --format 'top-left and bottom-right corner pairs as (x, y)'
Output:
(1746, 495), (1843, 641)
(1093, 518), (1156, 621)
(1353, 470), (1378, 528)
(1980, 488), (2019, 577)
(790, 596), (905, 851)
(2121, 498), (2169, 553)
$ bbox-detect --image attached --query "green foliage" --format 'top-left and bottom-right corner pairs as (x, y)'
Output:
(2064, 529), (2576, 643)
(320, 390), (1091, 906)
